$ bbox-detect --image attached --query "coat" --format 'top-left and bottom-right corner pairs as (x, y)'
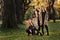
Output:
(32, 9), (39, 29)
(38, 9), (48, 25)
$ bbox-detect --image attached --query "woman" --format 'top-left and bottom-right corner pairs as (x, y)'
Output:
(26, 19), (36, 36)
(32, 6), (38, 30)
(32, 6), (42, 36)
(26, 5), (38, 36)
(39, 6), (49, 36)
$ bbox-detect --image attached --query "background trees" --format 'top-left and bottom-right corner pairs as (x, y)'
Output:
(1, 0), (18, 29)
(0, 0), (60, 29)
(47, 0), (56, 22)
(15, 0), (24, 24)
(0, 0), (24, 29)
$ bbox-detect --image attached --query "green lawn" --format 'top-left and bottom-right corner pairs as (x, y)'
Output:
(0, 21), (60, 40)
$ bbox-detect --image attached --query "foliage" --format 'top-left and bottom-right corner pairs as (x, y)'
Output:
(25, 7), (33, 20)
(58, 0), (60, 5)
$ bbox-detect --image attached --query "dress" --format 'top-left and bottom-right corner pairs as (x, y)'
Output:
(32, 17), (38, 29)
(39, 10), (48, 25)
(32, 9), (38, 29)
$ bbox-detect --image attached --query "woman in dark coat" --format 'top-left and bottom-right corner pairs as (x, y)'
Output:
(38, 6), (49, 36)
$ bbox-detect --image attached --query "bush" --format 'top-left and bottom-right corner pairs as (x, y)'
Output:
(25, 7), (33, 20)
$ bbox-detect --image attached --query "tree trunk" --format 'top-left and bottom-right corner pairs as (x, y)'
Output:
(1, 0), (18, 29)
(15, 0), (24, 24)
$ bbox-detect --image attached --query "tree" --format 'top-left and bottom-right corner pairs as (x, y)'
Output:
(24, 0), (32, 13)
(15, 0), (24, 24)
(51, 0), (56, 23)
(1, 0), (18, 29)
(47, 0), (56, 22)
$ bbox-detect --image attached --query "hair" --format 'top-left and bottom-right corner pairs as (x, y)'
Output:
(41, 6), (46, 12)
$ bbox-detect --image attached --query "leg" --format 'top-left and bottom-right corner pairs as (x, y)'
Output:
(28, 33), (30, 36)
(26, 29), (31, 36)
(37, 26), (40, 34)
(37, 20), (41, 35)
(32, 29), (35, 35)
(42, 24), (44, 35)
(42, 13), (45, 35)
(45, 25), (49, 35)
(37, 25), (42, 36)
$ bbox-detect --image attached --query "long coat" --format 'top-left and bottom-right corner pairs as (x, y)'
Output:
(38, 9), (48, 25)
(32, 9), (38, 29)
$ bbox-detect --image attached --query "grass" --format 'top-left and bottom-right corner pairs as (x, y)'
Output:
(0, 21), (60, 40)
